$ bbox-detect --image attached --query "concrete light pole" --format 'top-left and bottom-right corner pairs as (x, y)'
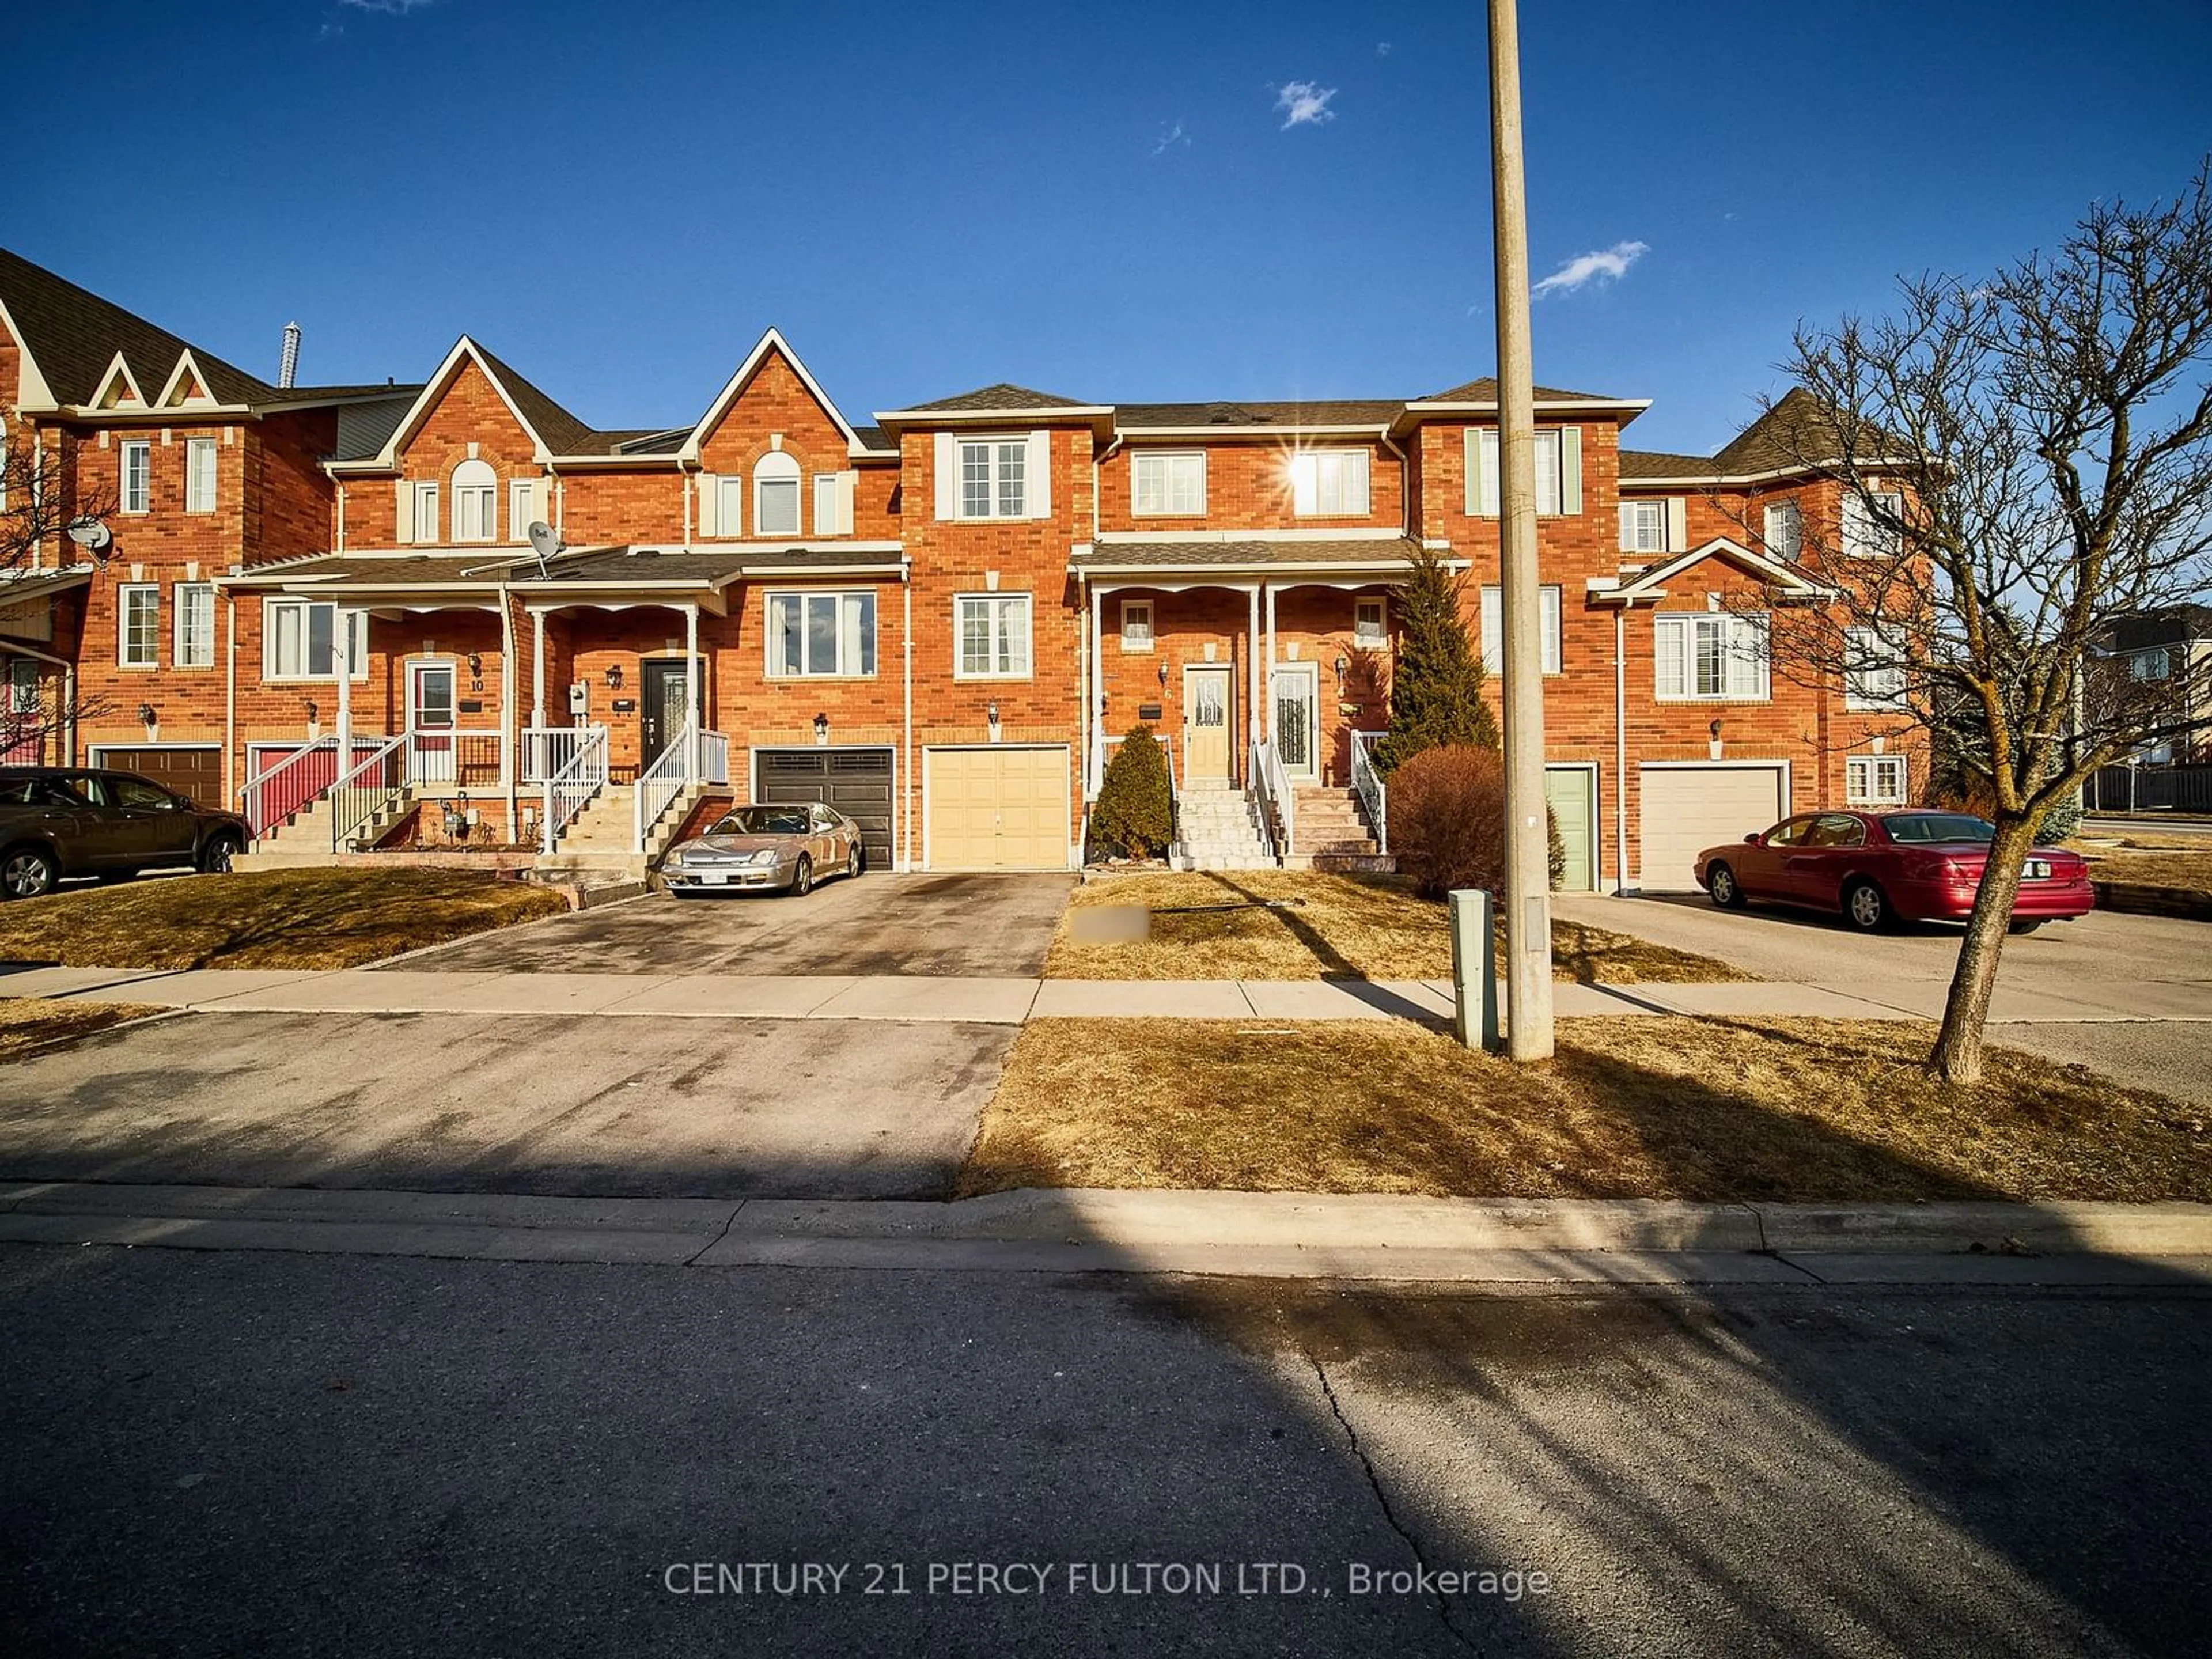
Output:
(1487, 0), (1556, 1059)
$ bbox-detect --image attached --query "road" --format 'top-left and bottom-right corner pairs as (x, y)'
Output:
(2, 1245), (2206, 1657)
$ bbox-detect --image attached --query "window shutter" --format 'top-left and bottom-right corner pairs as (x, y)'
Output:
(1560, 427), (1583, 515)
(1467, 429), (1502, 517)
(1027, 430), (1052, 519)
(396, 479), (415, 544)
(1655, 618), (1685, 698)
(934, 433), (958, 520)
(696, 473), (719, 538)
(1618, 503), (1637, 552)
(839, 471), (858, 535)
(1542, 586), (1562, 673)
(1479, 586), (1502, 673)
(1730, 617), (1769, 698)
(1666, 496), (1689, 554)
(1351, 450), (1372, 517)
(529, 478), (547, 530)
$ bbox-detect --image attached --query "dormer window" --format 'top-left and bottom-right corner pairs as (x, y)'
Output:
(755, 452), (801, 537)
(452, 459), (497, 542)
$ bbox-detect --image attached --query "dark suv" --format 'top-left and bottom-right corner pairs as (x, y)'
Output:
(0, 767), (251, 899)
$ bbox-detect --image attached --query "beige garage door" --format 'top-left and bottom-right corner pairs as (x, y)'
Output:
(1638, 764), (1786, 892)
(927, 747), (1069, 870)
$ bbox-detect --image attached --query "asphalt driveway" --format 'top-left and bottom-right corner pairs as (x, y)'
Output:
(395, 871), (1075, 976)
(0, 1011), (1011, 1199)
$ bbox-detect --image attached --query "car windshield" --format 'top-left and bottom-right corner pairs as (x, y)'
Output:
(711, 807), (811, 836)
(1884, 813), (1997, 845)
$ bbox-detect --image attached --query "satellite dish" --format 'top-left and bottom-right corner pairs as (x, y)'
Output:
(66, 518), (112, 557)
(527, 520), (562, 578)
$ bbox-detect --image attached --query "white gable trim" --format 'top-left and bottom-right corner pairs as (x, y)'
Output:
(681, 328), (865, 463)
(155, 349), (220, 409)
(0, 296), (56, 408)
(89, 350), (148, 409)
(1594, 535), (1837, 606)
(360, 337), (556, 471)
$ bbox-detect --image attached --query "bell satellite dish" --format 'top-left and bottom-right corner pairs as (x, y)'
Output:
(527, 520), (562, 578)
(66, 518), (112, 558)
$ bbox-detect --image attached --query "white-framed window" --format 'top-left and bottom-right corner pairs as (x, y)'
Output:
(118, 584), (159, 666)
(1842, 488), (1904, 558)
(1479, 585), (1564, 675)
(173, 582), (215, 668)
(409, 481), (440, 542)
(120, 441), (151, 513)
(509, 479), (536, 542)
(813, 474), (843, 536)
(1622, 499), (1667, 554)
(1843, 625), (1908, 711)
(1134, 451), (1206, 516)
(1654, 612), (1770, 700)
(956, 593), (1033, 679)
(767, 590), (876, 678)
(2128, 646), (2173, 681)
(264, 599), (370, 681)
(184, 438), (218, 513)
(1120, 599), (1154, 650)
(7, 657), (37, 715)
(755, 452), (802, 537)
(452, 459), (497, 542)
(1468, 427), (1575, 516)
(1763, 499), (1802, 562)
(715, 474), (745, 537)
(959, 438), (1028, 519)
(1846, 754), (1910, 806)
(1290, 449), (1370, 517)
(1353, 597), (1387, 648)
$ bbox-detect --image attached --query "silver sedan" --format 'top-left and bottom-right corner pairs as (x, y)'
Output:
(661, 802), (865, 897)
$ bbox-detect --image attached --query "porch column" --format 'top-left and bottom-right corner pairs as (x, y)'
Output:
(334, 605), (354, 760)
(531, 609), (547, 728)
(1245, 585), (1261, 757)
(685, 602), (700, 782)
(1263, 582), (1278, 743)
(499, 587), (518, 830)
(1088, 584), (1105, 793)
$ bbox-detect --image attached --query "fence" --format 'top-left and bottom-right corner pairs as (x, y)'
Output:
(2085, 764), (2212, 813)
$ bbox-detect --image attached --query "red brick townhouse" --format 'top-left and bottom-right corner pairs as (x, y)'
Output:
(1, 247), (1921, 890)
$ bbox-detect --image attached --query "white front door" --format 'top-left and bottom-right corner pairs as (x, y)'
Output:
(408, 661), (457, 783)
(1270, 662), (1320, 782)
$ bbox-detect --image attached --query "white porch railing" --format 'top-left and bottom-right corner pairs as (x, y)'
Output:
(1349, 729), (1388, 854)
(540, 726), (609, 854)
(522, 725), (598, 786)
(1249, 738), (1294, 865)
(406, 728), (505, 790)
(240, 737), (340, 839)
(327, 733), (410, 851)
(698, 729), (731, 786)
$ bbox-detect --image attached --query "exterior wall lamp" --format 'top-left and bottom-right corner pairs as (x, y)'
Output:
(813, 711), (830, 743)
(302, 698), (319, 722)
(467, 652), (483, 677)
(1156, 661), (1169, 688)
(135, 702), (157, 726)
(604, 664), (623, 688)
(1334, 653), (1350, 683)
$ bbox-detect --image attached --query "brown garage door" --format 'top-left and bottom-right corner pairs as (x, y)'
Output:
(94, 745), (224, 809)
(755, 748), (894, 868)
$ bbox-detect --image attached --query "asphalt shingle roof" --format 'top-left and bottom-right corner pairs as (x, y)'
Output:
(1114, 399), (1404, 429)
(0, 245), (276, 407)
(900, 382), (1097, 412)
(1074, 538), (1422, 569)
(1420, 376), (1627, 404)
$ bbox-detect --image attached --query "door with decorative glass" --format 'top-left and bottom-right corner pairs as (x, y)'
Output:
(1183, 666), (1232, 784)
(407, 662), (457, 783)
(1271, 662), (1319, 782)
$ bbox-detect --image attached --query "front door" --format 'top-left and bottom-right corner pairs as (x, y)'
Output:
(408, 662), (457, 783)
(1183, 666), (1232, 785)
(1270, 663), (1319, 782)
(641, 661), (691, 771)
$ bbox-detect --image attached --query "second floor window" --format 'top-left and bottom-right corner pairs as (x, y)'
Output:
(1622, 499), (1667, 554)
(173, 582), (215, 668)
(119, 584), (159, 666)
(1842, 488), (1904, 558)
(1134, 451), (1206, 515)
(265, 599), (370, 681)
(960, 439), (1028, 518)
(1480, 585), (1563, 675)
(957, 594), (1032, 679)
(509, 479), (537, 541)
(1763, 499), (1802, 562)
(121, 441), (151, 513)
(715, 475), (745, 537)
(184, 438), (218, 513)
(1843, 626), (1909, 710)
(1290, 449), (1370, 517)
(767, 591), (876, 677)
(1468, 428), (1575, 516)
(755, 452), (802, 537)
(452, 460), (497, 542)
(1655, 612), (1770, 700)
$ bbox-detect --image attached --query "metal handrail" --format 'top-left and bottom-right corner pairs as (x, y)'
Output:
(328, 733), (409, 851)
(698, 729), (731, 786)
(521, 725), (594, 786)
(1249, 738), (1294, 865)
(1349, 729), (1389, 854)
(238, 736), (343, 839)
(540, 727), (609, 854)
(634, 722), (696, 854)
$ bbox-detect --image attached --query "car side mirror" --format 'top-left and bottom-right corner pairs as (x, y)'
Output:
(1743, 832), (1762, 844)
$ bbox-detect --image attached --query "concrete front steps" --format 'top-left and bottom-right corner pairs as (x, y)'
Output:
(1286, 786), (1396, 875)
(1170, 785), (1275, 871)
(532, 781), (708, 883)
(234, 789), (417, 870)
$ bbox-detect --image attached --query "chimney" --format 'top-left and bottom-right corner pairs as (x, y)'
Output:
(278, 321), (301, 389)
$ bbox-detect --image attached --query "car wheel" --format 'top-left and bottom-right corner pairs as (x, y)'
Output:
(2008, 918), (2046, 935)
(1707, 862), (1745, 909)
(1, 844), (59, 900)
(1843, 880), (1891, 933)
(846, 842), (863, 880)
(199, 831), (244, 874)
(789, 855), (813, 897)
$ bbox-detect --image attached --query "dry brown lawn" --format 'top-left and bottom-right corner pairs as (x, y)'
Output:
(0, 998), (166, 1065)
(1047, 870), (1750, 984)
(0, 869), (570, 971)
(2076, 843), (2212, 894)
(960, 1016), (2212, 1203)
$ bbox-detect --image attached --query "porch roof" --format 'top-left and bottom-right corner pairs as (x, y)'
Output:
(0, 564), (98, 607)
(1072, 536), (1425, 578)
(218, 542), (908, 597)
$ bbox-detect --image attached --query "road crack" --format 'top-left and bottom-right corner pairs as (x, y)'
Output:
(1307, 1350), (1478, 1654)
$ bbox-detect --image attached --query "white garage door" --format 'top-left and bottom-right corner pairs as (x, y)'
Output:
(1638, 764), (1787, 892)
(926, 747), (1070, 870)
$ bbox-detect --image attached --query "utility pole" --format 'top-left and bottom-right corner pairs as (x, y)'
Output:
(1487, 0), (1556, 1059)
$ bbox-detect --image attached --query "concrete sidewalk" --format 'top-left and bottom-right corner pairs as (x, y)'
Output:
(3, 1179), (2208, 1284)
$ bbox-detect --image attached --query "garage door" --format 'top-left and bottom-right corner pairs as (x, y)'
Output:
(1638, 764), (1787, 892)
(93, 745), (224, 809)
(755, 748), (894, 868)
(926, 746), (1069, 870)
(1544, 766), (1597, 892)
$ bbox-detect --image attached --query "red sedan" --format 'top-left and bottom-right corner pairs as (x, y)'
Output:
(1693, 809), (2094, 933)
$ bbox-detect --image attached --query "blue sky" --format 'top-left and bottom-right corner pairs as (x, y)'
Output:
(9, 0), (2209, 452)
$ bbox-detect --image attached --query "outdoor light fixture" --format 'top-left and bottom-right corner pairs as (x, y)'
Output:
(467, 652), (483, 676)
(1156, 661), (1169, 687)
(813, 711), (830, 741)
(987, 701), (1001, 725)
(136, 703), (157, 725)
(1334, 653), (1350, 681)
(302, 698), (319, 722)
(1709, 718), (1724, 739)
(604, 664), (623, 688)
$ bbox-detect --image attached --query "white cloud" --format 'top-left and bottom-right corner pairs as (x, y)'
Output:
(1531, 240), (1649, 299)
(1376, 41), (1392, 56)
(1152, 120), (1190, 157)
(1273, 81), (1337, 130)
(339, 0), (441, 14)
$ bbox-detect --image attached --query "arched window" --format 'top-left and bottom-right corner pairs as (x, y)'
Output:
(754, 452), (802, 537)
(452, 459), (497, 542)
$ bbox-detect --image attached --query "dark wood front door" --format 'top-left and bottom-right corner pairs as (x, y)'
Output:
(640, 661), (691, 770)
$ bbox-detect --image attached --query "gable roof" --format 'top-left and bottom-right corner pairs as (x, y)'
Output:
(346, 335), (604, 468)
(1622, 391), (1922, 486)
(0, 245), (276, 409)
(469, 341), (601, 457)
(679, 328), (869, 462)
(1115, 398), (1405, 431)
(903, 382), (1097, 413)
(1591, 535), (1838, 606)
(1419, 375), (1628, 404)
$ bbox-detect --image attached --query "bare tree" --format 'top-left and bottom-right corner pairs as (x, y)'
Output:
(1756, 165), (2212, 1082)
(3, 435), (113, 762)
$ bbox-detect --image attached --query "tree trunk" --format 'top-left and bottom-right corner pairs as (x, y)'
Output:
(1929, 814), (2040, 1084)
